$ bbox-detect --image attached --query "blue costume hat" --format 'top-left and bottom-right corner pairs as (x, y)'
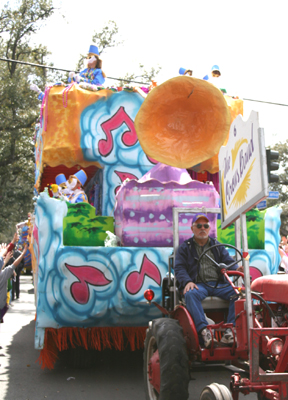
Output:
(55, 174), (67, 186)
(88, 44), (99, 56)
(211, 65), (221, 76)
(191, 213), (209, 225)
(179, 67), (192, 76)
(73, 169), (87, 187)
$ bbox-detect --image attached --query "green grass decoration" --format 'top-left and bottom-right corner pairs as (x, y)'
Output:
(63, 202), (114, 246)
(217, 208), (265, 249)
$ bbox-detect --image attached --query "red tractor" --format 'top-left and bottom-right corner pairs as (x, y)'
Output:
(143, 213), (288, 400)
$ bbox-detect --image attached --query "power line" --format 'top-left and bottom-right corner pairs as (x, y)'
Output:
(0, 57), (74, 74)
(243, 98), (288, 107)
(1, 57), (288, 105)
(0, 57), (150, 85)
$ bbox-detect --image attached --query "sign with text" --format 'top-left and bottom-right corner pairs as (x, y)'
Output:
(268, 191), (279, 199)
(219, 111), (268, 229)
(257, 200), (267, 209)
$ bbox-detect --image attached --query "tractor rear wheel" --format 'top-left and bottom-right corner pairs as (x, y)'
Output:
(143, 318), (190, 400)
(200, 383), (232, 400)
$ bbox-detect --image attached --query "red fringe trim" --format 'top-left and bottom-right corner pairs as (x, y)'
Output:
(37, 326), (147, 370)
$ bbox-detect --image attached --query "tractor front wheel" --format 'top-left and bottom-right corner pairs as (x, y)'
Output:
(200, 383), (232, 400)
(143, 318), (190, 400)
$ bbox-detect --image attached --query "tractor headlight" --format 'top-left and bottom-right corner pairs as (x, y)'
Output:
(267, 338), (283, 356)
(144, 289), (155, 302)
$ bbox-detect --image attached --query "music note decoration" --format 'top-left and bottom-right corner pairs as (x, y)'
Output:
(114, 170), (138, 195)
(65, 263), (112, 305)
(125, 254), (161, 295)
(99, 106), (138, 157)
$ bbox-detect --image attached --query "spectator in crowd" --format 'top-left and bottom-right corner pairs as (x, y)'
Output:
(11, 245), (25, 301)
(0, 247), (14, 306)
(3, 233), (20, 304)
(0, 243), (27, 326)
(280, 235), (287, 248)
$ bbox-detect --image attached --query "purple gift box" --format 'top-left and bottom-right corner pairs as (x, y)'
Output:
(114, 164), (219, 247)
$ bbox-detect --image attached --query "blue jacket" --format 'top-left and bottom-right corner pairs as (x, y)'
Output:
(174, 237), (238, 290)
(68, 68), (105, 86)
(68, 190), (88, 204)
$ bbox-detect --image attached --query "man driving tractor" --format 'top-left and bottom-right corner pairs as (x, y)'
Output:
(174, 213), (244, 348)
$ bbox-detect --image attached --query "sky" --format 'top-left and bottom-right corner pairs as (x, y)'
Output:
(29, 0), (288, 147)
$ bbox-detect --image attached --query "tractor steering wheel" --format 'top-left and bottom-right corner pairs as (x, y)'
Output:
(197, 243), (243, 289)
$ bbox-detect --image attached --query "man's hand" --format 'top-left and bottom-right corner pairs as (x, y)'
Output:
(0, 243), (7, 257)
(3, 251), (13, 268)
(184, 282), (199, 294)
(237, 266), (244, 273)
(12, 233), (19, 244)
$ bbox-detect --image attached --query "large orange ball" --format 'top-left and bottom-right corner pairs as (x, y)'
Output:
(135, 76), (231, 168)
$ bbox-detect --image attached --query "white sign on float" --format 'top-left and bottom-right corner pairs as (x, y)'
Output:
(219, 111), (268, 229)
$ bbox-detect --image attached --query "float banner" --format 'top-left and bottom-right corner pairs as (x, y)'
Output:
(219, 111), (268, 229)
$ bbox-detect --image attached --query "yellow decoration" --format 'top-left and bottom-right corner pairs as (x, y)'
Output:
(231, 139), (248, 169)
(224, 95), (244, 122)
(40, 85), (112, 169)
(50, 184), (58, 193)
(230, 159), (256, 209)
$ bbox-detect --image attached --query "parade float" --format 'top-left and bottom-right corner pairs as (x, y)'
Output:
(30, 69), (281, 369)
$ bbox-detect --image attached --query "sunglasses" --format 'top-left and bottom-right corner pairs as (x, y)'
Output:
(194, 223), (210, 229)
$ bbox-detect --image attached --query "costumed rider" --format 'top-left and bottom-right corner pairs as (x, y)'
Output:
(203, 65), (226, 92)
(50, 174), (69, 198)
(69, 44), (106, 86)
(65, 170), (88, 204)
(179, 67), (193, 77)
(203, 64), (221, 81)
(174, 213), (243, 348)
(30, 83), (44, 101)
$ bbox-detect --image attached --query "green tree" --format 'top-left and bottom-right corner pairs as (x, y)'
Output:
(118, 63), (162, 87)
(92, 20), (124, 56)
(0, 0), (55, 242)
(267, 141), (288, 234)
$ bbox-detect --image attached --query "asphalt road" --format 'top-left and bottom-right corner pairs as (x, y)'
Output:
(0, 276), (257, 400)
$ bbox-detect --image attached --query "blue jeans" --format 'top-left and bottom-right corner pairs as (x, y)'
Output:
(184, 282), (237, 333)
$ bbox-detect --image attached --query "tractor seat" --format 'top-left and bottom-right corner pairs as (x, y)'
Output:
(180, 295), (229, 310)
(201, 296), (229, 310)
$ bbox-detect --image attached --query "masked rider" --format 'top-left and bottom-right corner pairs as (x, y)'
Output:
(64, 170), (88, 204)
(69, 44), (106, 86)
